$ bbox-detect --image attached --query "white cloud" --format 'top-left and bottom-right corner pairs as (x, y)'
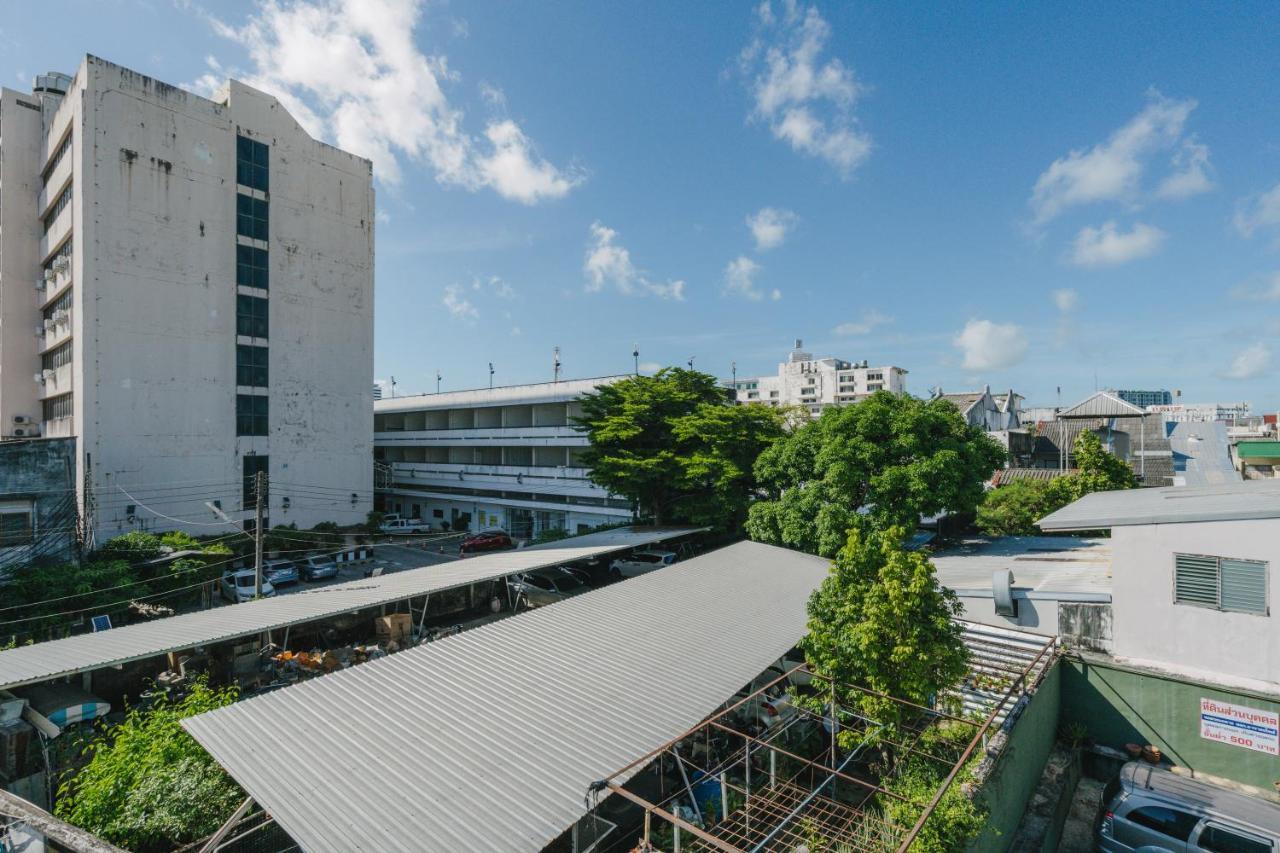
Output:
(953, 319), (1029, 371)
(1156, 139), (1213, 199)
(1223, 342), (1270, 380)
(200, 0), (580, 201)
(442, 283), (478, 320)
(472, 275), (515, 299)
(747, 207), (798, 251)
(1051, 288), (1078, 312)
(833, 309), (892, 336)
(740, 2), (871, 176)
(583, 222), (685, 300)
(1029, 92), (1202, 224)
(1069, 221), (1166, 267)
(1232, 272), (1280, 302)
(638, 361), (663, 374)
(723, 256), (768, 301)
(1234, 183), (1280, 240)
(770, 288), (782, 301)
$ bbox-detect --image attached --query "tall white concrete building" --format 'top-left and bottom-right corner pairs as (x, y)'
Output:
(730, 340), (907, 415)
(0, 57), (374, 544)
(374, 377), (633, 539)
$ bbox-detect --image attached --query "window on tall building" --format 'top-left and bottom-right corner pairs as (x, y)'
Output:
(236, 344), (269, 387)
(42, 393), (72, 421)
(1174, 554), (1268, 616)
(236, 244), (269, 290)
(242, 455), (269, 506)
(236, 294), (269, 338)
(41, 341), (72, 372)
(236, 135), (269, 192)
(41, 182), (72, 234)
(236, 193), (269, 241)
(0, 501), (34, 547)
(236, 394), (269, 436)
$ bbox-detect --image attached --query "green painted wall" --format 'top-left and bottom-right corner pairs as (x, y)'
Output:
(1060, 656), (1280, 790)
(971, 661), (1062, 852)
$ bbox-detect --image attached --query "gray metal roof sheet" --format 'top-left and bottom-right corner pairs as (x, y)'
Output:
(1169, 421), (1240, 487)
(184, 541), (830, 853)
(1056, 391), (1146, 419)
(1038, 479), (1280, 530)
(0, 527), (701, 691)
(931, 536), (1112, 598)
(374, 375), (627, 413)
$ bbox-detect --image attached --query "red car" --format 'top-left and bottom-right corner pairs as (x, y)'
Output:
(459, 530), (514, 555)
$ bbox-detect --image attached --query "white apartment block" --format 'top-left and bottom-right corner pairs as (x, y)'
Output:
(1148, 402), (1251, 423)
(0, 57), (374, 544)
(374, 377), (634, 539)
(730, 340), (907, 414)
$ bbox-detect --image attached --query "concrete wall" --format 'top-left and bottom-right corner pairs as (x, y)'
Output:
(61, 57), (373, 538)
(1111, 518), (1279, 690)
(1059, 655), (1280, 790)
(971, 661), (1062, 852)
(0, 90), (44, 437)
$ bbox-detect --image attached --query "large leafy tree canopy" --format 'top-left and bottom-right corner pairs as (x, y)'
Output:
(576, 369), (785, 529)
(747, 392), (1006, 557)
(56, 678), (243, 852)
(802, 523), (969, 740)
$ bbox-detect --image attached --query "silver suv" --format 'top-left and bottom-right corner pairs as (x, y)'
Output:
(1097, 761), (1280, 852)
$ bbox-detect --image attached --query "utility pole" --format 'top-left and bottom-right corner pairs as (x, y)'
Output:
(254, 470), (267, 599)
(731, 361), (737, 388)
(687, 356), (695, 370)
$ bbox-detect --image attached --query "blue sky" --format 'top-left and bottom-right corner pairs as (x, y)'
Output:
(5, 1), (1280, 408)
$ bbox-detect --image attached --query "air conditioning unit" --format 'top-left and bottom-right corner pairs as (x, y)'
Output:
(52, 309), (67, 323)
(43, 319), (53, 332)
(43, 269), (56, 282)
(35, 278), (46, 291)
(53, 256), (69, 272)
(14, 415), (29, 424)
(33, 373), (44, 384)
(42, 369), (54, 381)
(34, 325), (45, 338)
(13, 429), (26, 437)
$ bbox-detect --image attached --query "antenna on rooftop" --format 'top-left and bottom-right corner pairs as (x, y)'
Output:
(553, 347), (561, 383)
(389, 376), (397, 398)
(687, 356), (695, 370)
(436, 370), (442, 394)
(633, 343), (639, 376)
(488, 362), (494, 389)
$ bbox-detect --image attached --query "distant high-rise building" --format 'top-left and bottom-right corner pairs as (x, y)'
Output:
(729, 340), (907, 415)
(0, 56), (374, 543)
(1112, 389), (1174, 408)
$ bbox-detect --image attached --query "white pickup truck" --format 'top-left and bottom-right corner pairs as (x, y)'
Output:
(378, 518), (433, 534)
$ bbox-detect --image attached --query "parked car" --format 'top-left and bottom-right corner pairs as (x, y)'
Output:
(380, 518), (432, 534)
(1097, 761), (1280, 852)
(301, 554), (339, 582)
(219, 569), (276, 603)
(609, 549), (677, 578)
(460, 529), (514, 555)
(507, 570), (587, 608)
(262, 559), (299, 587)
(561, 556), (616, 587)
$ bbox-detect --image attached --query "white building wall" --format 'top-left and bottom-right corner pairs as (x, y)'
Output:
(1111, 518), (1279, 692)
(732, 341), (907, 413)
(1, 57), (373, 542)
(0, 90), (44, 436)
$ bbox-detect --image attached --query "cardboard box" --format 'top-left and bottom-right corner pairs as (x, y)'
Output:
(374, 613), (413, 645)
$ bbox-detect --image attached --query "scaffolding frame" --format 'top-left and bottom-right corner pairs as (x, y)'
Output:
(590, 634), (1057, 853)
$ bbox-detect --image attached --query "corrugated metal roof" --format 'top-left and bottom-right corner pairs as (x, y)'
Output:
(0, 526), (702, 691)
(1038, 479), (1280, 530)
(184, 541), (830, 853)
(374, 376), (627, 413)
(1237, 441), (1280, 459)
(1056, 391), (1146, 419)
(1169, 421), (1239, 487)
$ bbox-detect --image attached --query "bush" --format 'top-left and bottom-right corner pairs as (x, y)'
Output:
(56, 677), (244, 852)
(95, 531), (164, 564)
(975, 479), (1068, 537)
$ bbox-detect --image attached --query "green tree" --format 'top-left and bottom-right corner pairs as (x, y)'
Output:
(94, 531), (164, 564)
(3, 559), (140, 638)
(56, 677), (244, 852)
(1056, 429), (1139, 499)
(802, 524), (969, 740)
(975, 478), (1066, 537)
(575, 369), (785, 528)
(747, 392), (1006, 557)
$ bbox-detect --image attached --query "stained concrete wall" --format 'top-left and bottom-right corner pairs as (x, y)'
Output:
(0, 437), (77, 576)
(1060, 655), (1280, 790)
(45, 56), (374, 538)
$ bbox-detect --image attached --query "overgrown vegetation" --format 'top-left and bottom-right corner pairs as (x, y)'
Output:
(880, 724), (987, 852)
(976, 430), (1139, 536)
(575, 368), (785, 530)
(56, 677), (244, 852)
(747, 392), (1006, 557)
